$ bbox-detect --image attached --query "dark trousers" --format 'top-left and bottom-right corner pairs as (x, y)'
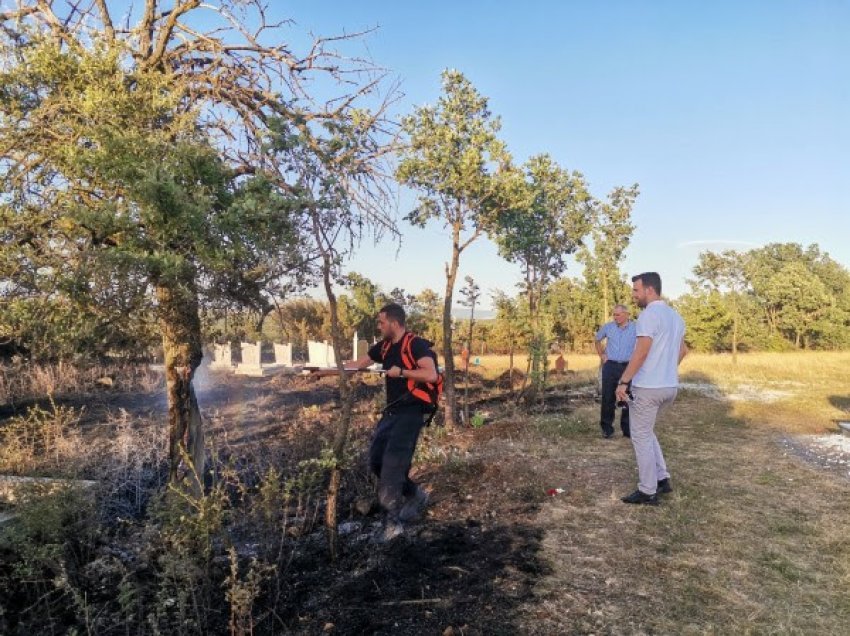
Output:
(368, 408), (424, 516)
(600, 360), (630, 436)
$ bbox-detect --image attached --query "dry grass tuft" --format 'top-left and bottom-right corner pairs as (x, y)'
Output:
(680, 351), (850, 433)
(0, 360), (163, 407)
(472, 351), (850, 433)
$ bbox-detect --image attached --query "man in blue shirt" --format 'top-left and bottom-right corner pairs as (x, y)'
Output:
(595, 304), (637, 438)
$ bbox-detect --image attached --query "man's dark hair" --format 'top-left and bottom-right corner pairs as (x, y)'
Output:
(632, 272), (662, 295)
(379, 303), (406, 326)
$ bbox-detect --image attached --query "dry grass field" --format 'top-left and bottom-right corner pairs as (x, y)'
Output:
(460, 351), (850, 433)
(678, 351), (850, 433)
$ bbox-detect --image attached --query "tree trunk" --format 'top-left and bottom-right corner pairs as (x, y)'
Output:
(732, 305), (739, 365)
(442, 232), (461, 427)
(463, 302), (475, 425)
(515, 351), (533, 405)
(156, 275), (205, 497)
(508, 341), (514, 393)
(316, 224), (354, 562)
(767, 308), (777, 336)
(325, 466), (341, 561)
(525, 282), (546, 405)
(602, 270), (609, 320)
(255, 302), (273, 336)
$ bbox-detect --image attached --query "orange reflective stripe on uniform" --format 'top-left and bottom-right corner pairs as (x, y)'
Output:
(411, 387), (430, 400)
(400, 333), (416, 369)
(380, 332), (443, 408)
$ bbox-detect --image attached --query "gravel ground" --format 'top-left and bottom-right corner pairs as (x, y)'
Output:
(779, 432), (850, 480)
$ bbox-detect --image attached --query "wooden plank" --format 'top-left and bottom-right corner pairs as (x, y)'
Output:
(0, 511), (17, 525)
(0, 475), (97, 505)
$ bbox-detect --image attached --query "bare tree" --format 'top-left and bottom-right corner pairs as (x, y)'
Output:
(264, 91), (400, 558)
(458, 275), (480, 425)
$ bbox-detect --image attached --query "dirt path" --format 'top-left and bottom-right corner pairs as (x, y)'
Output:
(779, 433), (850, 482)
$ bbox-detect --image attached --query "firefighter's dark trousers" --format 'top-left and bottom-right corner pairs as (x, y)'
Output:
(369, 407), (424, 518)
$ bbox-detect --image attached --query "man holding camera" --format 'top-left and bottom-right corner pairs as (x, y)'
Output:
(615, 273), (688, 505)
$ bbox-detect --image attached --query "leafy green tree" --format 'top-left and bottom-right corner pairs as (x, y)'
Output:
(397, 70), (523, 426)
(685, 243), (850, 352)
(691, 250), (750, 362)
(546, 278), (600, 352)
(674, 291), (733, 352)
(264, 84), (397, 557)
(490, 291), (529, 383)
(406, 288), (444, 343)
(0, 271), (158, 361)
(745, 243), (850, 349)
(763, 262), (829, 349)
(263, 298), (331, 353)
(496, 154), (593, 399)
(338, 273), (384, 347)
(577, 185), (639, 322)
(0, 40), (288, 488)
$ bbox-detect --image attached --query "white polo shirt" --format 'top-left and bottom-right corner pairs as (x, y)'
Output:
(633, 300), (686, 389)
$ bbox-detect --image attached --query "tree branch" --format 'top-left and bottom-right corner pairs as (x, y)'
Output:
(94, 0), (114, 41)
(459, 227), (483, 253)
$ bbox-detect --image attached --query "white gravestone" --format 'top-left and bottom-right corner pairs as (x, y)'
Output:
(235, 341), (264, 376)
(308, 340), (336, 368)
(210, 343), (234, 370)
(273, 342), (293, 368)
(351, 331), (369, 360)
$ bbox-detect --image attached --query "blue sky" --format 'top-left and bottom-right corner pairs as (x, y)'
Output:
(279, 1), (849, 307)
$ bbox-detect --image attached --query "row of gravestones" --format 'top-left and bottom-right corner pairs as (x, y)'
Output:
(209, 334), (371, 377)
(209, 341), (295, 377)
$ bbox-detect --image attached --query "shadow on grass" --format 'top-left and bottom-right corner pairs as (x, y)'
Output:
(678, 370), (728, 399)
(828, 395), (850, 414)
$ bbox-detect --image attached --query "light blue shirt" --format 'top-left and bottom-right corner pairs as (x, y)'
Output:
(595, 320), (637, 363)
(633, 300), (686, 389)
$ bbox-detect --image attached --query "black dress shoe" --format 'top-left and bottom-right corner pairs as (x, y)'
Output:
(657, 478), (672, 494)
(622, 431), (631, 438)
(603, 430), (615, 439)
(621, 490), (659, 505)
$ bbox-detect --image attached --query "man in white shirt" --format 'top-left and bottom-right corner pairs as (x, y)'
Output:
(615, 272), (688, 505)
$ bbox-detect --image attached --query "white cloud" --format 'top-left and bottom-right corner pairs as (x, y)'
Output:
(676, 240), (761, 250)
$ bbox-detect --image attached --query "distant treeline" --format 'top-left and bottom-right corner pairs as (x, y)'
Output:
(2, 242), (845, 362)
(213, 241), (850, 356)
(675, 243), (850, 352)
